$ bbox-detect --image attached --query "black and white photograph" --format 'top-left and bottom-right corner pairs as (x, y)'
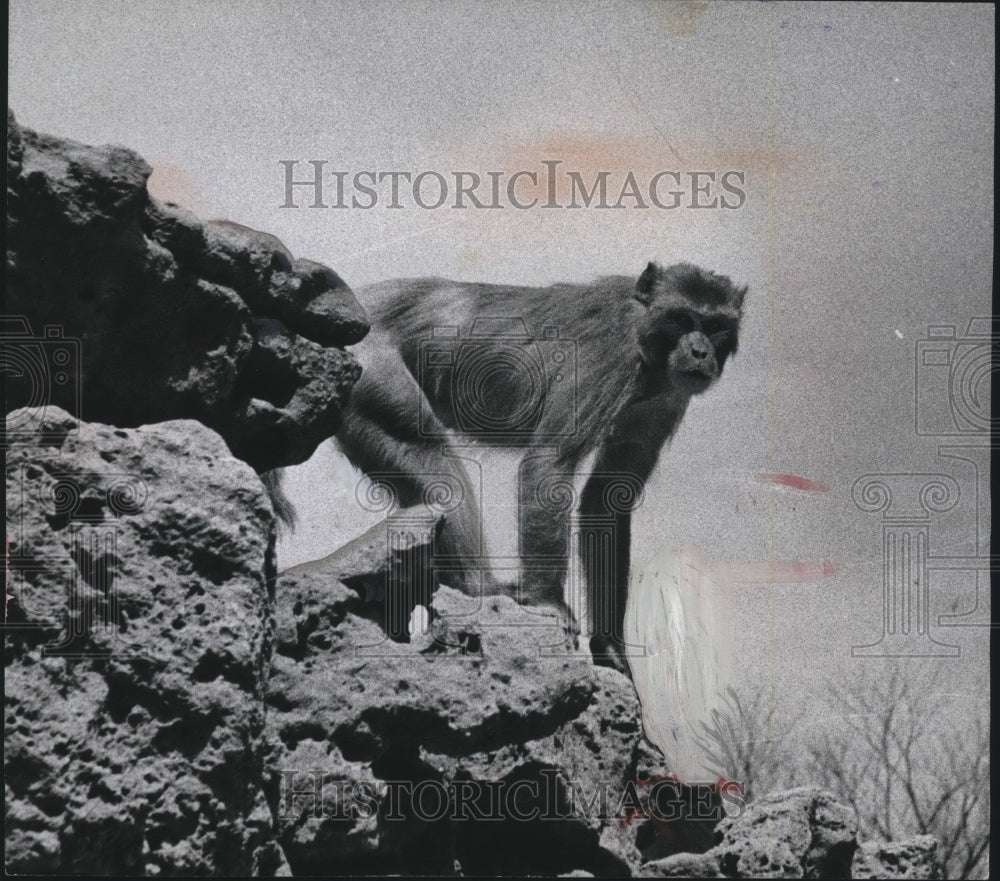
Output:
(4, 2), (992, 877)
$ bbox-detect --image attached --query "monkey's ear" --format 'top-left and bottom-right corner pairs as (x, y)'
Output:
(733, 284), (749, 311)
(635, 261), (661, 305)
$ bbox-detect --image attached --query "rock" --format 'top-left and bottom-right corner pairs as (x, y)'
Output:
(852, 836), (939, 879)
(2, 404), (673, 878)
(264, 518), (671, 876)
(5, 109), (366, 472)
(645, 851), (724, 878)
(200, 221), (368, 347)
(644, 788), (858, 879)
(4, 407), (282, 874)
(280, 506), (442, 641)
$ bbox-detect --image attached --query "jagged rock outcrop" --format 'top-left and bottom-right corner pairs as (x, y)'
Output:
(851, 835), (939, 880)
(5, 109), (366, 472)
(4, 408), (282, 874)
(3, 408), (666, 875)
(644, 788), (940, 879)
(265, 513), (661, 875)
(655, 788), (855, 878)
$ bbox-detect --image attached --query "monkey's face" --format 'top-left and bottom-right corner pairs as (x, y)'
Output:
(634, 261), (745, 398)
(642, 309), (739, 396)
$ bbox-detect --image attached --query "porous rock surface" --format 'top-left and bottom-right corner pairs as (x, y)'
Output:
(645, 788), (940, 879)
(851, 835), (940, 880)
(4, 409), (658, 876)
(4, 408), (282, 874)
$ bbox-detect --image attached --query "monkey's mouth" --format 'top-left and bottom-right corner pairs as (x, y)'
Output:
(668, 368), (714, 395)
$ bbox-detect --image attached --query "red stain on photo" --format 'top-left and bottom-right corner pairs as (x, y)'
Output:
(757, 473), (830, 493)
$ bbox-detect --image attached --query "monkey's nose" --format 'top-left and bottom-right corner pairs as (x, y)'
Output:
(691, 345), (709, 360)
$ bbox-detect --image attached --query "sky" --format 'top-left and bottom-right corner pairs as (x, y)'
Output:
(8, 1), (993, 746)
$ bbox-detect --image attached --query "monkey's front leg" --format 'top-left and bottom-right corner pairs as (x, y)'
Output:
(580, 435), (662, 674)
(580, 468), (639, 674)
(517, 449), (580, 641)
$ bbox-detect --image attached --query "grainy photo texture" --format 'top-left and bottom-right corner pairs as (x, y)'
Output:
(4, 2), (992, 877)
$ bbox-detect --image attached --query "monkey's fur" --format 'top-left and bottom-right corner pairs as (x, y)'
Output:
(278, 261), (746, 672)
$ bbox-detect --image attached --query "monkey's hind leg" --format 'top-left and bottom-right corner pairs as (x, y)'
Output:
(517, 449), (582, 646)
(336, 363), (487, 599)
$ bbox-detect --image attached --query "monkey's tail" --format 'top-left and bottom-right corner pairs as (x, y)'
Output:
(261, 468), (298, 530)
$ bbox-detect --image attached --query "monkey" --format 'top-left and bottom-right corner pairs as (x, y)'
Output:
(274, 261), (746, 673)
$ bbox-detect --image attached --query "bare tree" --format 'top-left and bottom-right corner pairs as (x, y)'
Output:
(694, 684), (791, 800)
(804, 661), (990, 880)
(696, 662), (989, 880)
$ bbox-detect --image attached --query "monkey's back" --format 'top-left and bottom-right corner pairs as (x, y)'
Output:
(361, 275), (638, 348)
(355, 275), (643, 445)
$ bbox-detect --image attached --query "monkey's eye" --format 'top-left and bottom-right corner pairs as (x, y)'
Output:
(661, 314), (694, 334)
(710, 330), (730, 346)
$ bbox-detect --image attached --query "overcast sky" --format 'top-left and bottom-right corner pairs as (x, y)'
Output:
(9, 1), (992, 727)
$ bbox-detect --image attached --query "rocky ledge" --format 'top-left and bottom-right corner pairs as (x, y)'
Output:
(5, 109), (366, 472)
